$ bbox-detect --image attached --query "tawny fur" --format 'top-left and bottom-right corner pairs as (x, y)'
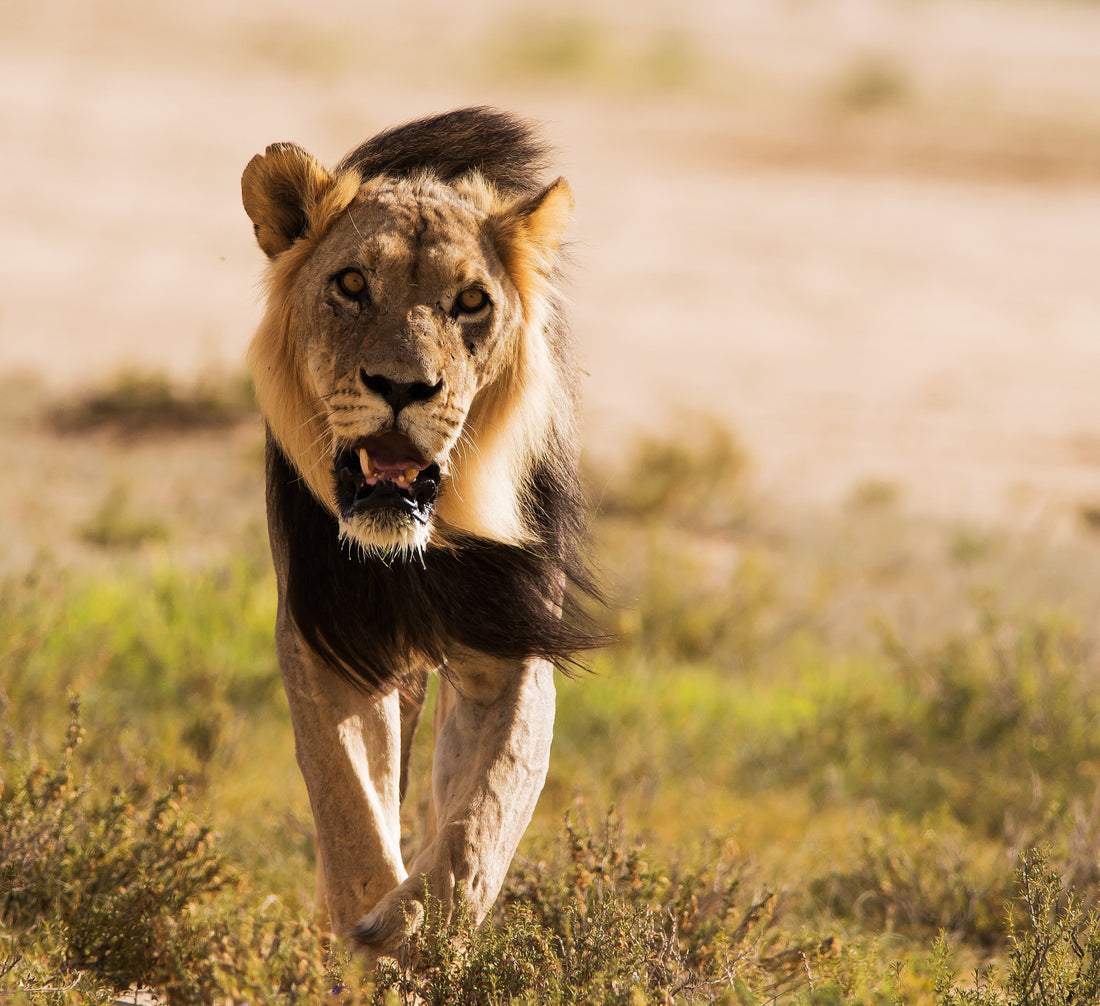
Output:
(242, 108), (602, 958)
(245, 157), (574, 550)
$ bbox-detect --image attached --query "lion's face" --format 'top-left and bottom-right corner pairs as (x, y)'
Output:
(243, 146), (573, 556)
(294, 180), (526, 553)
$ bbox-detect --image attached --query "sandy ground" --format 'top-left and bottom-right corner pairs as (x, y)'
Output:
(4, 0), (1100, 543)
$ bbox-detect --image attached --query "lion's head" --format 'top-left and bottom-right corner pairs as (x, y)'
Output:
(243, 130), (574, 559)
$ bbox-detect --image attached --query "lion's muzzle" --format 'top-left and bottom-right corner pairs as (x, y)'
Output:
(335, 431), (441, 525)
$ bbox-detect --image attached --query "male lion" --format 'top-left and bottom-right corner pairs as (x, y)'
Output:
(242, 108), (601, 956)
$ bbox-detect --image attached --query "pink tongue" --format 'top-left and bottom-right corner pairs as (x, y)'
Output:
(357, 432), (425, 486)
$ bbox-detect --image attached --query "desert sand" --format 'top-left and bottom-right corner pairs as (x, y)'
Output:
(3, 0), (1100, 535)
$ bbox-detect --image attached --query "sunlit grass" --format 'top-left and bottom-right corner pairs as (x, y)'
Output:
(5, 419), (1100, 1001)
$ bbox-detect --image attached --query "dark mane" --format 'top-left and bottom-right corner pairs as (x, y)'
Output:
(337, 106), (550, 195)
(267, 434), (605, 691)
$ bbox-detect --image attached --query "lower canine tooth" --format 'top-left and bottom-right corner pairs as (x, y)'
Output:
(404, 467), (420, 483)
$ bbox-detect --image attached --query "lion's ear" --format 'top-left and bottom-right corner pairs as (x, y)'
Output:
(242, 143), (334, 258)
(491, 177), (574, 305)
(514, 177), (574, 253)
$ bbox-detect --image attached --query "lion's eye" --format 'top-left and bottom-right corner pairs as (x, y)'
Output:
(455, 288), (489, 315)
(336, 270), (367, 297)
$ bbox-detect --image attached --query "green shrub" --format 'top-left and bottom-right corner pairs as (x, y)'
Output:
(595, 421), (750, 531)
(811, 815), (1006, 946)
(79, 484), (170, 549)
(1, 701), (231, 991)
(371, 814), (838, 1004)
(742, 611), (1100, 843)
(934, 847), (1100, 1006)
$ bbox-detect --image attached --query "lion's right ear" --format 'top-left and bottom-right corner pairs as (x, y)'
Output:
(242, 143), (334, 258)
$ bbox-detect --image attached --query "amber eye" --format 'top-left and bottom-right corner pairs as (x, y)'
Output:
(337, 270), (367, 297)
(455, 287), (489, 314)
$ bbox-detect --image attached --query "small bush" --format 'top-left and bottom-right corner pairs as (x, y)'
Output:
(372, 814), (837, 1004)
(79, 485), (169, 549)
(836, 57), (909, 111)
(847, 479), (900, 510)
(811, 816), (1006, 946)
(0, 699), (344, 1004)
(595, 420), (750, 531)
(1, 701), (231, 989)
(45, 371), (255, 437)
(934, 847), (1100, 1006)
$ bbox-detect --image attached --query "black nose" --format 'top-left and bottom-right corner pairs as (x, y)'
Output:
(360, 371), (442, 414)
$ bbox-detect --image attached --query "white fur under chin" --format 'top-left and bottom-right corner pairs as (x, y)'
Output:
(338, 514), (432, 563)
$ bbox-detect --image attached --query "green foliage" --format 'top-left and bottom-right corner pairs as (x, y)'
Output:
(811, 816), (1006, 946)
(593, 422), (765, 668)
(372, 814), (834, 1005)
(5, 417), (1100, 1002)
(596, 421), (750, 530)
(934, 848), (1100, 1006)
(1, 701), (230, 992)
(608, 539), (776, 668)
(0, 549), (280, 778)
(741, 610), (1100, 841)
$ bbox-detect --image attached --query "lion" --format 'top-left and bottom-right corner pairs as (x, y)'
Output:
(241, 107), (602, 957)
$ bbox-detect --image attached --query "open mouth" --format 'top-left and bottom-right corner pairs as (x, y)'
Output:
(334, 431), (441, 525)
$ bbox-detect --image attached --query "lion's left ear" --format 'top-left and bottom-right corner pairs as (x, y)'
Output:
(491, 178), (574, 306)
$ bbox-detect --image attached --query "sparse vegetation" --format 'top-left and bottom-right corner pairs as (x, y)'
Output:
(45, 371), (255, 438)
(3, 416), (1100, 1002)
(836, 57), (910, 112)
(483, 18), (709, 94)
(79, 485), (169, 549)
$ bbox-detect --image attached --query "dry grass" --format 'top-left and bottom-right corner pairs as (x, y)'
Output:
(5, 389), (1100, 1001)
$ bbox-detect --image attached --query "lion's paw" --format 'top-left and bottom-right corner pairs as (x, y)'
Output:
(352, 887), (428, 955)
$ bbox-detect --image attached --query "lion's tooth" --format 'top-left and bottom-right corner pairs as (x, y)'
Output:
(404, 467), (420, 484)
(358, 447), (373, 476)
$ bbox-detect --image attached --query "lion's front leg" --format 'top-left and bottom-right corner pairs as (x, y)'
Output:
(277, 617), (408, 936)
(353, 652), (555, 953)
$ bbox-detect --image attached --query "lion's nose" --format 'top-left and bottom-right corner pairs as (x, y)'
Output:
(360, 370), (443, 415)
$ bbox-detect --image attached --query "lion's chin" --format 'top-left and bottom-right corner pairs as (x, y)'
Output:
(338, 509), (433, 560)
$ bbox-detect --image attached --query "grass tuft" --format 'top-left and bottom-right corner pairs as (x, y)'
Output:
(836, 57), (910, 111)
(79, 485), (169, 549)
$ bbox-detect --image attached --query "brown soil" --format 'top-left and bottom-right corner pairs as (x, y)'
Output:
(3, 0), (1100, 564)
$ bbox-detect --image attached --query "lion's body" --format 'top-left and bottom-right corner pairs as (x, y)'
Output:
(242, 108), (598, 955)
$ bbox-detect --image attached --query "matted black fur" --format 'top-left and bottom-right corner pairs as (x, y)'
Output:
(266, 107), (605, 691)
(267, 434), (605, 691)
(337, 106), (550, 196)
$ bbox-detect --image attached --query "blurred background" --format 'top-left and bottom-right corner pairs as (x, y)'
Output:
(7, 2), (1100, 999)
(5, 0), (1100, 532)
